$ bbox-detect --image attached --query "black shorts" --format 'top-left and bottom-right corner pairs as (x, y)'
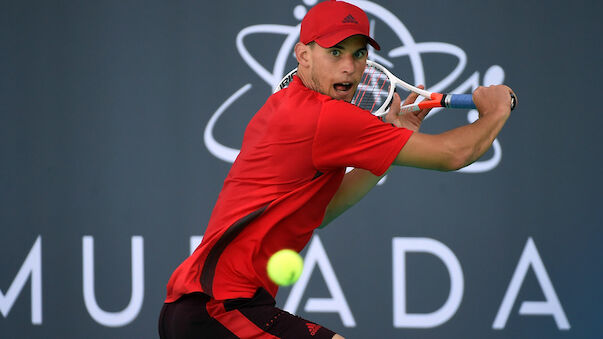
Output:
(158, 288), (337, 339)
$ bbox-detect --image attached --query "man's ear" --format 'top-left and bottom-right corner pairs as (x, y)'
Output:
(294, 42), (311, 68)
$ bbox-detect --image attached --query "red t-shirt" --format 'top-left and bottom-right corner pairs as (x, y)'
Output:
(164, 76), (413, 302)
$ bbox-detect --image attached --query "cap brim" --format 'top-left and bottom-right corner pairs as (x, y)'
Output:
(314, 29), (381, 51)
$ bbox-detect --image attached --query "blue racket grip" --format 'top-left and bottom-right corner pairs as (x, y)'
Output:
(446, 94), (476, 109)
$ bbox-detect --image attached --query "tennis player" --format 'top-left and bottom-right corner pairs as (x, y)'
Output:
(159, 1), (516, 338)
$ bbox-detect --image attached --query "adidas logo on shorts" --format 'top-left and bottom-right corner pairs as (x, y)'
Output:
(305, 322), (321, 335)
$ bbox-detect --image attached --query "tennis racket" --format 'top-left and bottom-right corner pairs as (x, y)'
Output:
(275, 60), (516, 117)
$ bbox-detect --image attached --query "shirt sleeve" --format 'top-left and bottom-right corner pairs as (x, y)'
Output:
(312, 100), (413, 176)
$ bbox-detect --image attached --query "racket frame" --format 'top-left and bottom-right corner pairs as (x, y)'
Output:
(275, 60), (481, 117)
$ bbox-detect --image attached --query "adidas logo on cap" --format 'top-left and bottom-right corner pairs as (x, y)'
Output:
(342, 14), (358, 24)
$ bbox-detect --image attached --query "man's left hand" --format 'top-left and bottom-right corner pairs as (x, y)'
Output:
(382, 87), (431, 132)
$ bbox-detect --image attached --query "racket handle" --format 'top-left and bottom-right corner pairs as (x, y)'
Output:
(445, 94), (476, 109)
(446, 93), (517, 111)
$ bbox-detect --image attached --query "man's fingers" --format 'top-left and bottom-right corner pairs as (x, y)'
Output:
(401, 85), (425, 106)
(389, 92), (401, 116)
(384, 93), (401, 125)
(392, 92), (401, 107)
(402, 92), (419, 106)
(417, 108), (431, 120)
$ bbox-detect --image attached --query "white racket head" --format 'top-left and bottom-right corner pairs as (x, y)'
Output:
(274, 60), (433, 117)
(352, 60), (396, 116)
(357, 60), (435, 116)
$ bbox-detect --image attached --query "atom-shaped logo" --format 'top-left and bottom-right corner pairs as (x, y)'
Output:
(204, 0), (508, 174)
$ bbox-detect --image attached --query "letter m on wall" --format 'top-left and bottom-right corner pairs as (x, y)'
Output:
(0, 236), (42, 324)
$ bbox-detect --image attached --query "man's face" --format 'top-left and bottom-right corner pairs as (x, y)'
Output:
(307, 35), (368, 102)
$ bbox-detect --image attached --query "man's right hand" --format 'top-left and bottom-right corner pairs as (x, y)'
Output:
(472, 85), (517, 119)
(394, 84), (517, 172)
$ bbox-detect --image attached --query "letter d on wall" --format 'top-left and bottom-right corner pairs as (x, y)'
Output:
(393, 237), (464, 328)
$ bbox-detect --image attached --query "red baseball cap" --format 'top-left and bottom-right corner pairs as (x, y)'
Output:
(300, 0), (381, 50)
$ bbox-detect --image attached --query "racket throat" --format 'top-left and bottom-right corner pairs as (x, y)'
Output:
(435, 93), (448, 107)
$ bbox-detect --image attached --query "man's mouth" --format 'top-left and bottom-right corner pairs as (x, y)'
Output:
(333, 82), (353, 92)
(330, 80), (359, 101)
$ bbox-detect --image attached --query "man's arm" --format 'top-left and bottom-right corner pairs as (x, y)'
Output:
(319, 85), (515, 227)
(319, 88), (431, 228)
(320, 167), (386, 227)
(393, 85), (514, 171)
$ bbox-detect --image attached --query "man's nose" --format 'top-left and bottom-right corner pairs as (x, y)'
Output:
(340, 55), (356, 74)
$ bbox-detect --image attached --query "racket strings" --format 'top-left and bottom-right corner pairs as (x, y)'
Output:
(352, 66), (378, 110)
(352, 65), (392, 114)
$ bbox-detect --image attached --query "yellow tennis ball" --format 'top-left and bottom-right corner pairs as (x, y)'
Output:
(267, 249), (303, 286)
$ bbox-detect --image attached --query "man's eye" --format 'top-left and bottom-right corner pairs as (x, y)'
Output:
(354, 50), (367, 58)
(330, 50), (341, 56)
